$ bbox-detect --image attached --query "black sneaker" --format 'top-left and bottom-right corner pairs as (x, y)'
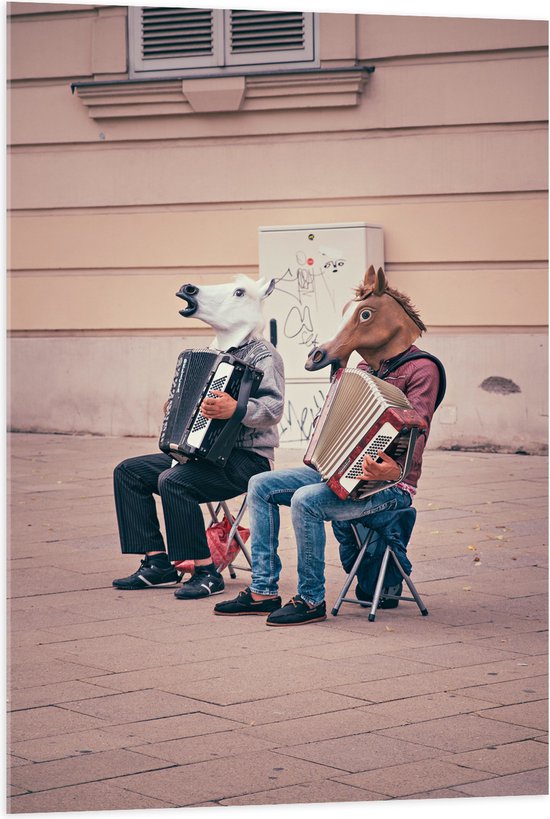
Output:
(174, 569), (224, 599)
(356, 582), (402, 609)
(214, 587), (282, 616)
(112, 556), (181, 590)
(266, 595), (327, 627)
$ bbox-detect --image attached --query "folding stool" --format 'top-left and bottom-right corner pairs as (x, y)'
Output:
(331, 427), (427, 621)
(205, 494), (252, 578)
(331, 509), (428, 621)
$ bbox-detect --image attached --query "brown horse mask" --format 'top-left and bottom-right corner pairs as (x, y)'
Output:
(305, 266), (426, 372)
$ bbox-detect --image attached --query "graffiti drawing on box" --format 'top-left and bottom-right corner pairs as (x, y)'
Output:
(274, 244), (348, 349)
(279, 387), (327, 445)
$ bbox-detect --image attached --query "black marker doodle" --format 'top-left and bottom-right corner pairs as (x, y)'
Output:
(279, 390), (326, 444)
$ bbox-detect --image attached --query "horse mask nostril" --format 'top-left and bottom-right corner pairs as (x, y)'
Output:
(176, 283), (199, 316)
(312, 350), (325, 363)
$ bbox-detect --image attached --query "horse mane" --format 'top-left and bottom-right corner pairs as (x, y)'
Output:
(354, 281), (427, 334)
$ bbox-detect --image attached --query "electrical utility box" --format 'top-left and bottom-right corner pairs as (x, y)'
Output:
(259, 222), (384, 448)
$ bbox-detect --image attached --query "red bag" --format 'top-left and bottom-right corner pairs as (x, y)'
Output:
(173, 516), (250, 576)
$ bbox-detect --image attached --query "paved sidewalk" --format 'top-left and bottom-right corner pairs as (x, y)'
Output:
(6, 432), (548, 813)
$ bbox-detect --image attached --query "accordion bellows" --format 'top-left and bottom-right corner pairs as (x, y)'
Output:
(304, 368), (427, 500)
(159, 349), (263, 466)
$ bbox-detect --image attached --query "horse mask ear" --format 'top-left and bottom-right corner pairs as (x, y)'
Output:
(257, 278), (276, 300)
(363, 265), (387, 296)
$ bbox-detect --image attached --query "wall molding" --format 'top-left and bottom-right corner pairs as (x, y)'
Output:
(72, 68), (373, 118)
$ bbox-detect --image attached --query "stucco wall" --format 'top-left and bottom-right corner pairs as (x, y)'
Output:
(7, 4), (549, 453)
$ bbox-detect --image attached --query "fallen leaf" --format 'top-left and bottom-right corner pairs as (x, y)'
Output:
(462, 586), (471, 591)
(468, 545), (477, 551)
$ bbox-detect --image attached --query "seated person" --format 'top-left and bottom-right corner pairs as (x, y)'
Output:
(214, 267), (441, 625)
(112, 334), (284, 600)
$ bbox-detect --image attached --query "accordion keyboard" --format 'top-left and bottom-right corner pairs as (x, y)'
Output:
(186, 362), (234, 449)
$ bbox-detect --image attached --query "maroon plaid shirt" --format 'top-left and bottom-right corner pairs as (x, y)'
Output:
(358, 345), (440, 490)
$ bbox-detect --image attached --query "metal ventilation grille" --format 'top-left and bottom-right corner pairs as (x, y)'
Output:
(230, 10), (306, 53)
(141, 7), (214, 59)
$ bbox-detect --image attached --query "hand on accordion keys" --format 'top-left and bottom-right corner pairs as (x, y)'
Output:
(361, 451), (403, 483)
(200, 390), (238, 420)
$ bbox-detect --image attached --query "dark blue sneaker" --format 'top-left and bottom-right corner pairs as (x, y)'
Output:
(174, 568), (224, 599)
(112, 556), (181, 590)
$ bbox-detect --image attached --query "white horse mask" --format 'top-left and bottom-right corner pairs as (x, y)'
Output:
(176, 274), (276, 351)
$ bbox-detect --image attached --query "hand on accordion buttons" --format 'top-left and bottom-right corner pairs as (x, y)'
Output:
(361, 451), (402, 482)
(200, 390), (238, 420)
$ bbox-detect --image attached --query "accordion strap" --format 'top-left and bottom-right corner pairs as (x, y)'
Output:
(381, 350), (447, 411)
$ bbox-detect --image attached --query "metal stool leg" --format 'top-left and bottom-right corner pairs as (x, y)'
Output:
(367, 544), (392, 622)
(331, 529), (376, 616)
(387, 548), (428, 616)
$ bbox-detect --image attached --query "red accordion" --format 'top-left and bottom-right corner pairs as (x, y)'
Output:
(304, 368), (427, 500)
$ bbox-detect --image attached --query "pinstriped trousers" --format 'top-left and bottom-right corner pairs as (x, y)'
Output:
(113, 449), (270, 562)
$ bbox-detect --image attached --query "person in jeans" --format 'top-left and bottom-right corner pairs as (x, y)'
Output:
(214, 268), (441, 625)
(112, 336), (284, 600)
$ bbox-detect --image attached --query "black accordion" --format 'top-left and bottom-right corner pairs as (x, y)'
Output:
(159, 349), (263, 466)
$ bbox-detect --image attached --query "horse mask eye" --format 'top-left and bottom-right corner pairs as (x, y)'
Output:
(359, 308), (373, 322)
(233, 288), (245, 297)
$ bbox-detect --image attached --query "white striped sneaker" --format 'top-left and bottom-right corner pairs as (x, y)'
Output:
(112, 556), (181, 590)
(174, 570), (224, 599)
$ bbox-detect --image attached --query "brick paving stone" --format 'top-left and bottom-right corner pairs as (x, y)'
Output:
(58, 688), (205, 723)
(377, 712), (539, 753)
(8, 755), (31, 768)
(449, 739), (549, 775)
(468, 630), (549, 656)
(452, 767), (548, 797)
(333, 757), (492, 797)
(7, 781), (177, 813)
(82, 663), (224, 694)
(275, 733), (441, 773)
(241, 707), (399, 746)
(132, 727), (276, 764)
(220, 779), (386, 805)
(9, 748), (173, 792)
(454, 675), (548, 706)
(9, 728), (148, 763)
(191, 690), (370, 725)
(9, 659), (107, 690)
(101, 711), (246, 743)
(383, 641), (524, 668)
(357, 691), (498, 725)
(9, 680), (117, 712)
(8, 706), (107, 744)
(107, 750), (340, 805)
(400, 788), (473, 799)
(327, 657), (547, 704)
(477, 699), (548, 731)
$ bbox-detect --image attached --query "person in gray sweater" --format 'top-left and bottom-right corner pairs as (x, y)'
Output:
(112, 335), (285, 600)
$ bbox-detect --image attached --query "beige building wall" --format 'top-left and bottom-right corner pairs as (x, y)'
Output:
(7, 3), (549, 453)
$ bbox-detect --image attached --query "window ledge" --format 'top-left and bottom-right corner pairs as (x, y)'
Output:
(72, 67), (374, 119)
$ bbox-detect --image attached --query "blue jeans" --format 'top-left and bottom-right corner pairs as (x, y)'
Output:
(247, 466), (412, 606)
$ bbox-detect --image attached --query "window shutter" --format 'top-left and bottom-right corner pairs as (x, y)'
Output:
(128, 7), (317, 78)
(225, 10), (315, 66)
(129, 6), (224, 75)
